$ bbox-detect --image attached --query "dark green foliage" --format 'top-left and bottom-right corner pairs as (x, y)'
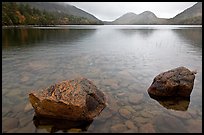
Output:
(2, 2), (102, 25)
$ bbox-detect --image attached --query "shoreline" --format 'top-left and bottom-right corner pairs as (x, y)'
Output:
(2, 24), (202, 28)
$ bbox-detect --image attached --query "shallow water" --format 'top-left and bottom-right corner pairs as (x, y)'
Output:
(2, 25), (202, 133)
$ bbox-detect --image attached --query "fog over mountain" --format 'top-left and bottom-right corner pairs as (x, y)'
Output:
(169, 2), (202, 24)
(108, 2), (202, 25)
(2, 2), (202, 25)
(17, 2), (103, 24)
(111, 11), (168, 25)
(15, 2), (203, 25)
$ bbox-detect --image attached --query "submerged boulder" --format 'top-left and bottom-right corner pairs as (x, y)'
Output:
(33, 115), (92, 132)
(29, 78), (106, 121)
(147, 67), (196, 97)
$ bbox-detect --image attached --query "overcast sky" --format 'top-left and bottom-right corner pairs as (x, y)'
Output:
(66, 2), (197, 21)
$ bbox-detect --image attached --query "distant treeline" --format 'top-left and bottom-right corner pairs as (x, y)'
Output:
(2, 2), (102, 25)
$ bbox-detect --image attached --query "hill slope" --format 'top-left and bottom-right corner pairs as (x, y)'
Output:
(110, 2), (201, 25)
(18, 2), (102, 23)
(112, 12), (138, 24)
(2, 2), (202, 25)
(169, 2), (202, 24)
(111, 11), (168, 25)
(2, 2), (103, 25)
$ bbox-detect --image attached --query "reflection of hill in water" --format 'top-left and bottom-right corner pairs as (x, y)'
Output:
(117, 29), (155, 37)
(2, 28), (96, 49)
(172, 28), (202, 49)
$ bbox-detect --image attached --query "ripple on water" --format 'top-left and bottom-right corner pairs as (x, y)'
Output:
(2, 26), (202, 133)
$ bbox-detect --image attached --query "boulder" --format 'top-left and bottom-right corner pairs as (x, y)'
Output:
(147, 67), (196, 97)
(29, 78), (106, 121)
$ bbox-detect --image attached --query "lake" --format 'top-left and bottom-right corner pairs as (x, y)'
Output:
(2, 25), (202, 133)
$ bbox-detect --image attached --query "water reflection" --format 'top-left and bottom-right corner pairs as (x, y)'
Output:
(2, 25), (202, 133)
(117, 29), (155, 37)
(2, 28), (96, 49)
(172, 28), (202, 49)
(33, 115), (92, 133)
(149, 94), (190, 111)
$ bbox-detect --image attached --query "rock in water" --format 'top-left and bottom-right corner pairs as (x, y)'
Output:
(29, 78), (106, 121)
(147, 67), (196, 97)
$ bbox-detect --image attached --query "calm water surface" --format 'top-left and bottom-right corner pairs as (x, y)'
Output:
(2, 25), (202, 133)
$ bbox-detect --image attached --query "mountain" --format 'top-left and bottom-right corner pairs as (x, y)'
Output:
(112, 12), (138, 24)
(2, 2), (202, 26)
(169, 2), (202, 24)
(2, 2), (103, 25)
(110, 2), (201, 25)
(18, 2), (102, 24)
(111, 11), (167, 25)
(129, 11), (167, 24)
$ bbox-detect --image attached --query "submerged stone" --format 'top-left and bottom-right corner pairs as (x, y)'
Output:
(29, 78), (106, 121)
(33, 115), (92, 133)
(154, 114), (186, 133)
(148, 66), (196, 97)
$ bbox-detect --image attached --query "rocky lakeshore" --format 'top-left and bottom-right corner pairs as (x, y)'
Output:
(2, 54), (202, 133)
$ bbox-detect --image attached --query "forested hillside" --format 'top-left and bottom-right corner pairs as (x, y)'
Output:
(2, 2), (103, 25)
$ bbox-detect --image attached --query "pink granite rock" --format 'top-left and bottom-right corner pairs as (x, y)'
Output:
(29, 78), (106, 121)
